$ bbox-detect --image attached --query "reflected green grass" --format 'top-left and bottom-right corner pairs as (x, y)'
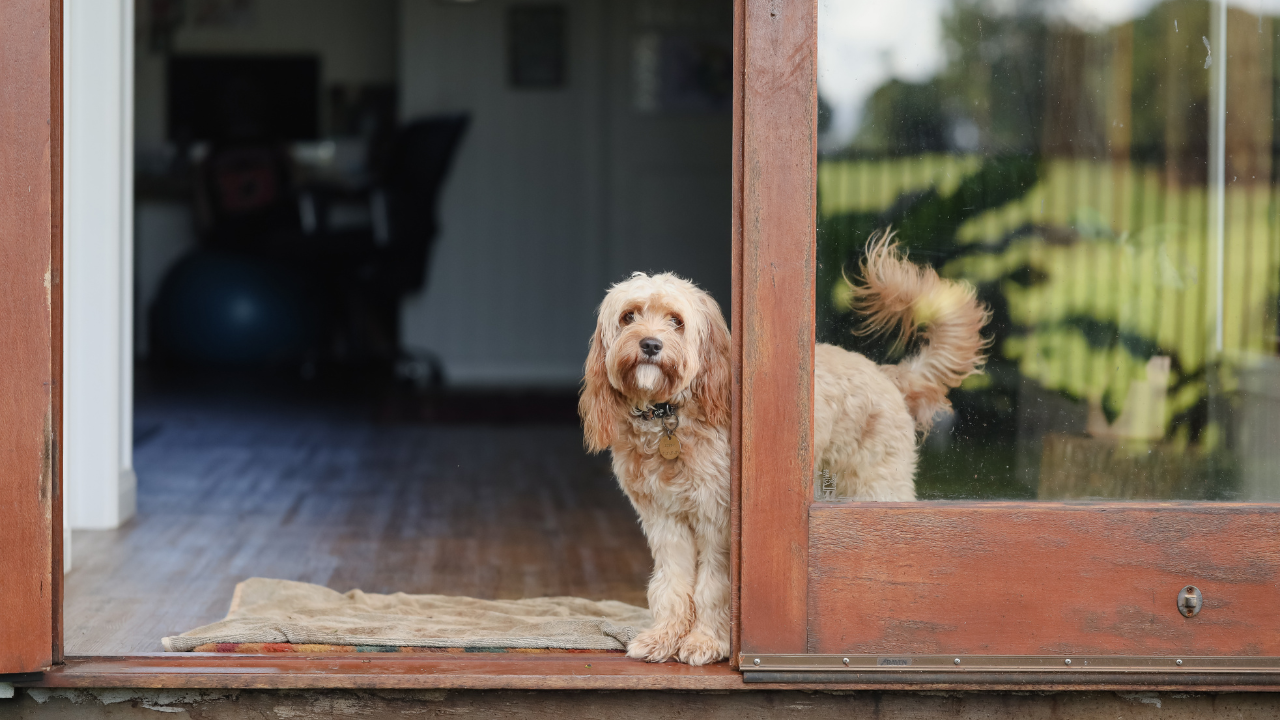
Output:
(915, 441), (1031, 500)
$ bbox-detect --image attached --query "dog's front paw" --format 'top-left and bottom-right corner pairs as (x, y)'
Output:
(675, 629), (728, 666)
(627, 627), (684, 663)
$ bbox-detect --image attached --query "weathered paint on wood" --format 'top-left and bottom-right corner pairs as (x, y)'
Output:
(30, 654), (745, 690)
(0, 0), (61, 675)
(809, 503), (1280, 656)
(736, 0), (818, 656)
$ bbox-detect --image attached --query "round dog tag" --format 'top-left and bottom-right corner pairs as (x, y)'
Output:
(658, 434), (681, 460)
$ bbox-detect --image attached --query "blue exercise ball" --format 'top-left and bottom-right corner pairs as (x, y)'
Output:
(153, 249), (318, 366)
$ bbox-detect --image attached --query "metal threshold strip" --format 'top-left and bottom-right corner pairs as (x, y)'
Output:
(740, 654), (1280, 685)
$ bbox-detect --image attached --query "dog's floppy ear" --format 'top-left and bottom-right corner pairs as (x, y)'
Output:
(579, 321), (623, 453)
(690, 291), (732, 429)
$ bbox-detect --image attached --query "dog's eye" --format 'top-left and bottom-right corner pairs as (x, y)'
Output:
(621, 311), (636, 325)
(670, 315), (684, 329)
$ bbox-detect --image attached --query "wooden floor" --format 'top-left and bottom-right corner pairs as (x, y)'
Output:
(64, 384), (651, 655)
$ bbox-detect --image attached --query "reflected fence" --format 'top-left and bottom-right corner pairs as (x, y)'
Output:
(817, 154), (1280, 500)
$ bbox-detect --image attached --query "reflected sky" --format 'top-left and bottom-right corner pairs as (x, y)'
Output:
(817, 0), (1280, 150)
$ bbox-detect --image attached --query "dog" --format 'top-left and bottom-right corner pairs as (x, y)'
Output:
(578, 232), (988, 665)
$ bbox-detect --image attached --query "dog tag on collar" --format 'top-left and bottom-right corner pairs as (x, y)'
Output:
(658, 434), (681, 460)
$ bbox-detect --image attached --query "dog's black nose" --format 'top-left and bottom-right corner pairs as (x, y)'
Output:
(640, 337), (663, 357)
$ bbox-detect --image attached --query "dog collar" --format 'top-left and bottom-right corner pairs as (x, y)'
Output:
(633, 402), (682, 460)
(633, 402), (678, 422)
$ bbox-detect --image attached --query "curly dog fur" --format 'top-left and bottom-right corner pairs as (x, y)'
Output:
(579, 232), (988, 664)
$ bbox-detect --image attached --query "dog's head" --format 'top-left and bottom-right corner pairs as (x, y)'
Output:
(579, 272), (731, 452)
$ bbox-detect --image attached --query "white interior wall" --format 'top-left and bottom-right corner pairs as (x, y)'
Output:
(65, 0), (136, 534)
(398, 0), (609, 386)
(398, 0), (731, 387)
(601, 0), (732, 309)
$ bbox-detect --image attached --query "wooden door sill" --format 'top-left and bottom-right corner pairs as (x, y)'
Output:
(20, 654), (1279, 692)
(22, 653), (747, 690)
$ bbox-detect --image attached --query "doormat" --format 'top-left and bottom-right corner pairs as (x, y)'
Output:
(162, 577), (652, 652)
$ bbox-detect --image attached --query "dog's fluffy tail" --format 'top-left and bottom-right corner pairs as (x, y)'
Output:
(850, 230), (991, 433)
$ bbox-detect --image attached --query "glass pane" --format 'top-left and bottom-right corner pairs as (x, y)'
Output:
(816, 0), (1280, 500)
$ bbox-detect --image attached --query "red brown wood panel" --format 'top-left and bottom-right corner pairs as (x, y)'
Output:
(0, 0), (60, 675)
(728, 0), (746, 668)
(737, 0), (817, 655)
(809, 503), (1280, 656)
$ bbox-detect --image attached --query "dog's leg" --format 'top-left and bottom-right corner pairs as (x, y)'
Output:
(628, 513), (697, 663)
(677, 518), (730, 665)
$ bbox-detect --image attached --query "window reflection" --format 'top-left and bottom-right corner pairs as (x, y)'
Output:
(817, 0), (1280, 500)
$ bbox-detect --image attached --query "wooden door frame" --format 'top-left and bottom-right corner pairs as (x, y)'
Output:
(727, 0), (1280, 687)
(730, 0), (817, 663)
(10, 0), (1278, 691)
(0, 0), (63, 676)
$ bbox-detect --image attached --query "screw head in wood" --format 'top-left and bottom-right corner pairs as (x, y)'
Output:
(954, 658), (961, 665)
(1064, 659), (1072, 665)
(753, 658), (760, 666)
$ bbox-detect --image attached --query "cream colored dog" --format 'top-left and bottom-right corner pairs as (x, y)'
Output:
(579, 234), (988, 665)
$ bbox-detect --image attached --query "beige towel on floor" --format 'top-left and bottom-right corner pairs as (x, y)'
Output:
(162, 578), (652, 652)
